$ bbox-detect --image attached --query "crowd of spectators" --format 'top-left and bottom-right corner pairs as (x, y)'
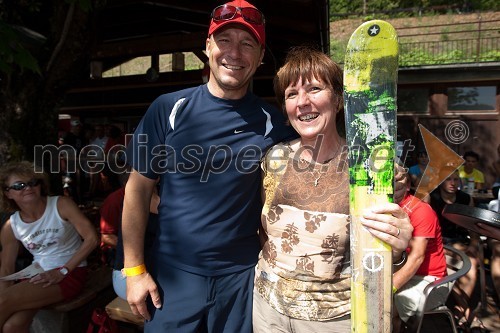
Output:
(58, 121), (128, 204)
(397, 148), (499, 332)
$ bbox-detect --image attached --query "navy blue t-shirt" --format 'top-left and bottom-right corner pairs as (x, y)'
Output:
(127, 84), (296, 276)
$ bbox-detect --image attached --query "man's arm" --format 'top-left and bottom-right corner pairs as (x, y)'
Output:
(122, 170), (156, 269)
(122, 169), (160, 319)
(393, 237), (427, 290)
(474, 169), (485, 190)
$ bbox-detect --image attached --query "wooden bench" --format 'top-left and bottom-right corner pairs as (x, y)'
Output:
(30, 265), (115, 333)
(105, 296), (144, 330)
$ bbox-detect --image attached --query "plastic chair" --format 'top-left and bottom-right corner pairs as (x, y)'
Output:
(404, 244), (472, 333)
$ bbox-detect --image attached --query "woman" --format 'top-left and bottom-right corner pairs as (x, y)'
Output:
(0, 161), (98, 333)
(253, 47), (413, 332)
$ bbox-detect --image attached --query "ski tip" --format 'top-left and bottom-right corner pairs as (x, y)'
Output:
(345, 20), (398, 52)
(351, 20), (397, 40)
(344, 19), (399, 80)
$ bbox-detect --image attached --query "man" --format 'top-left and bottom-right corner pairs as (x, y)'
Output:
(87, 124), (109, 196)
(428, 169), (474, 244)
(122, 2), (295, 332)
(90, 124), (109, 154)
(392, 191), (447, 332)
(459, 150), (485, 190)
(63, 120), (85, 153)
(408, 150), (429, 188)
(62, 120), (86, 203)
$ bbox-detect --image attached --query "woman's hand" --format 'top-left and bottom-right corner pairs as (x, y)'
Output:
(29, 268), (65, 288)
(360, 203), (413, 258)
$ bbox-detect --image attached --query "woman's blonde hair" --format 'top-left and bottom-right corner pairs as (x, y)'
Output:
(0, 161), (50, 212)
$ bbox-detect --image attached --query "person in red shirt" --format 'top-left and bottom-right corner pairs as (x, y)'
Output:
(99, 186), (125, 266)
(392, 192), (447, 332)
(99, 168), (130, 265)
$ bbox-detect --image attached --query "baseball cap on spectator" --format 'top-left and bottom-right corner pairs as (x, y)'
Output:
(208, 0), (266, 47)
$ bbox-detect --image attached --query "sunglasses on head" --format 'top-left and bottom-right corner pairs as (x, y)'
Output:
(211, 5), (265, 25)
(4, 179), (41, 191)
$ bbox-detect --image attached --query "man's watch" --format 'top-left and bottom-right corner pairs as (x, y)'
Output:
(59, 266), (69, 276)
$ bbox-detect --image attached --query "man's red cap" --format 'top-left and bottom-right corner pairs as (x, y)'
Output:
(208, 0), (266, 46)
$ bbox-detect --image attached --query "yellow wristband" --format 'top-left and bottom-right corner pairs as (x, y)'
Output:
(392, 285), (398, 294)
(121, 264), (146, 277)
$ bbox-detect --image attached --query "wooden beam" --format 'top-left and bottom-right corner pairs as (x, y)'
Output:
(90, 61), (103, 79)
(399, 64), (500, 84)
(172, 52), (185, 71)
(93, 31), (206, 59)
(193, 50), (208, 64)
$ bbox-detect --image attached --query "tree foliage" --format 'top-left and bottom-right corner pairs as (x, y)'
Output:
(0, 0), (103, 163)
(329, 0), (499, 18)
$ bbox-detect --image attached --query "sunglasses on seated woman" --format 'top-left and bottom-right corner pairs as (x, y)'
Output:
(4, 179), (41, 191)
(211, 4), (265, 25)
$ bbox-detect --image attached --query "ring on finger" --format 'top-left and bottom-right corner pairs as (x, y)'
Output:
(396, 227), (401, 237)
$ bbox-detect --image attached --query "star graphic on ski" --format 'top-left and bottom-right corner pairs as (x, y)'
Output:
(368, 24), (380, 36)
(356, 111), (393, 143)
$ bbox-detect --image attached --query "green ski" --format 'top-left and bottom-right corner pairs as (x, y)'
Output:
(343, 20), (399, 332)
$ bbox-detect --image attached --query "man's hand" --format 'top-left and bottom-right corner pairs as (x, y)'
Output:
(126, 272), (162, 321)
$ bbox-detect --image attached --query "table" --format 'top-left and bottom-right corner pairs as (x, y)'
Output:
(442, 203), (500, 239)
(472, 191), (495, 201)
(471, 190), (495, 207)
(442, 203), (500, 314)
